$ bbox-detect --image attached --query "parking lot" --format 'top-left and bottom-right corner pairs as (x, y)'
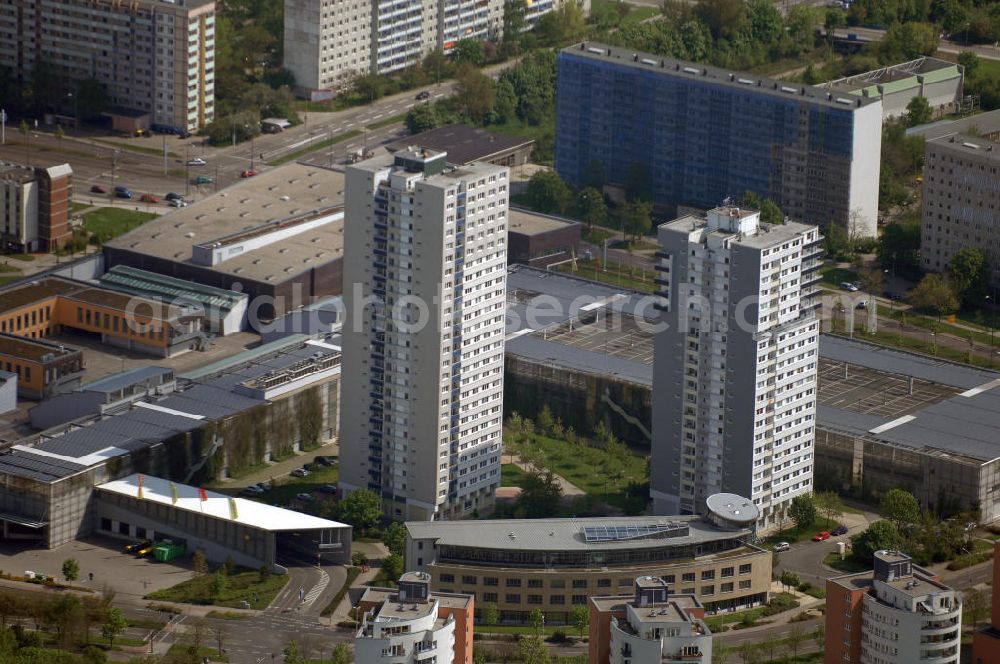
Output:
(535, 313), (656, 364)
(0, 535), (194, 599)
(817, 358), (960, 417)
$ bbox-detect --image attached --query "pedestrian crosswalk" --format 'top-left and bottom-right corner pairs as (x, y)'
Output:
(301, 568), (329, 609)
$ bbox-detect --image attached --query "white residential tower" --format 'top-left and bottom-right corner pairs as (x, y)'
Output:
(339, 148), (508, 520)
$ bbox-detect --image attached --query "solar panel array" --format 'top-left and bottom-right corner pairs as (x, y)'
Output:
(582, 522), (689, 543)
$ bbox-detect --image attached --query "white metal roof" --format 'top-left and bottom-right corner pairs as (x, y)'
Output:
(97, 473), (348, 532)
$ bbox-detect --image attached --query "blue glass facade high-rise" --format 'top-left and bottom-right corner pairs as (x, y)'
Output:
(555, 43), (882, 236)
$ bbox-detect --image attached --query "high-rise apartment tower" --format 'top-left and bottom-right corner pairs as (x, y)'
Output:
(651, 205), (822, 529)
(339, 148), (508, 520)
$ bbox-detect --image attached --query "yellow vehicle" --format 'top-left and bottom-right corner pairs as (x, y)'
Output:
(124, 539), (151, 554)
(136, 542), (158, 557)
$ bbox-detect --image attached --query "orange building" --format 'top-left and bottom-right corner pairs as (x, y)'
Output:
(0, 277), (205, 359)
(0, 334), (84, 399)
(356, 572), (474, 664)
(971, 541), (1000, 664)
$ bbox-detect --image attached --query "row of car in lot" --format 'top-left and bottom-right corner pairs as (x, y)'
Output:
(772, 525), (849, 552)
(240, 455), (339, 504)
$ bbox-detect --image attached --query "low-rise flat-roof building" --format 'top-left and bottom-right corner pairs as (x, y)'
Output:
(589, 576), (712, 664)
(0, 370), (16, 415)
(356, 572), (474, 664)
(103, 163), (346, 320)
(0, 334), (342, 548)
(826, 550), (961, 664)
(29, 366), (176, 430)
(386, 124), (535, 167)
(507, 208), (582, 268)
(0, 333), (84, 399)
(98, 265), (249, 336)
(404, 502), (770, 625)
(821, 57), (964, 119)
(96, 474), (351, 568)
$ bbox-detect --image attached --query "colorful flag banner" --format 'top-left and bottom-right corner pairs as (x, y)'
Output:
(169, 482), (179, 505)
(137, 474), (145, 500)
(228, 497), (239, 521)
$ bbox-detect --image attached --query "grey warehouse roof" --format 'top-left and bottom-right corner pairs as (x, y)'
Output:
(406, 514), (748, 553)
(81, 366), (173, 394)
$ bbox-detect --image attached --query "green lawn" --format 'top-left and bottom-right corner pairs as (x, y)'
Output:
(501, 463), (531, 488)
(166, 643), (228, 662)
(516, 434), (647, 511)
(819, 266), (858, 288)
(268, 129), (363, 166)
(367, 113), (407, 130)
(610, 239), (658, 251)
(552, 260), (656, 293)
(3, 252), (35, 262)
(145, 568), (288, 608)
(0, 263), (23, 285)
(83, 207), (158, 243)
(822, 552), (870, 574)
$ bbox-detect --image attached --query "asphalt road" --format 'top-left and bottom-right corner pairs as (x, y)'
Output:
(831, 27), (1000, 61)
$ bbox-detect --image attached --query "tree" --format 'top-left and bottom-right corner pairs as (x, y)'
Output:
(786, 624), (806, 657)
(905, 95), (933, 127)
(55, 124), (65, 148)
(62, 558), (79, 583)
(879, 488), (920, 530)
(814, 491), (845, 528)
(452, 39), (486, 66)
(192, 550), (208, 576)
(336, 489), (382, 532)
(454, 63), (496, 125)
(528, 607), (545, 635)
(619, 200), (653, 243)
(824, 8), (845, 37)
(779, 570), (801, 592)
(958, 51), (981, 79)
(737, 641), (760, 664)
(813, 624), (825, 651)
(352, 73), (384, 103)
(574, 187), (606, 232)
(518, 634), (550, 664)
(210, 621), (227, 656)
(46, 594), (84, 647)
(516, 468), (563, 518)
(851, 520), (902, 563)
(965, 587), (988, 628)
(570, 605), (589, 638)
(503, 0), (526, 43)
(878, 220), (921, 275)
(483, 603), (500, 626)
(283, 640), (303, 664)
(695, 0), (746, 39)
(101, 607), (127, 649)
(351, 551), (368, 568)
(527, 170), (572, 215)
(331, 643), (351, 664)
(789, 494), (817, 532)
(406, 103), (441, 135)
(712, 643), (732, 664)
(75, 78), (109, 121)
(908, 273), (959, 320)
(383, 521), (408, 557)
(381, 553), (404, 582)
(949, 247), (990, 306)
(211, 569), (229, 597)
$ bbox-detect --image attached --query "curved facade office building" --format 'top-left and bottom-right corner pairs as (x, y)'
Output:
(404, 499), (770, 624)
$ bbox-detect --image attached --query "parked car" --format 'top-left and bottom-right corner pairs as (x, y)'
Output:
(123, 539), (151, 554)
(140, 193), (160, 203)
(831, 525), (849, 536)
(165, 192), (183, 201)
(416, 90), (430, 100)
(314, 455), (337, 467)
(168, 198), (188, 208)
(253, 482), (270, 492)
(773, 541), (790, 552)
(296, 492), (314, 502)
(192, 175), (213, 185)
(855, 301), (867, 310)
(812, 531), (831, 541)
(318, 484), (338, 494)
(291, 468), (310, 478)
(241, 486), (264, 496)
(115, 186), (134, 199)
(187, 157), (207, 166)
(883, 290), (904, 301)
(840, 282), (859, 292)
(90, 185), (107, 194)
(240, 169), (257, 178)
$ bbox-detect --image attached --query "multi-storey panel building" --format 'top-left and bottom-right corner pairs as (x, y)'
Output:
(283, 0), (372, 93)
(0, 163), (72, 253)
(651, 206), (822, 529)
(555, 42), (882, 237)
(921, 131), (1000, 289)
(826, 550), (962, 664)
(0, 0), (215, 132)
(339, 148), (508, 520)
